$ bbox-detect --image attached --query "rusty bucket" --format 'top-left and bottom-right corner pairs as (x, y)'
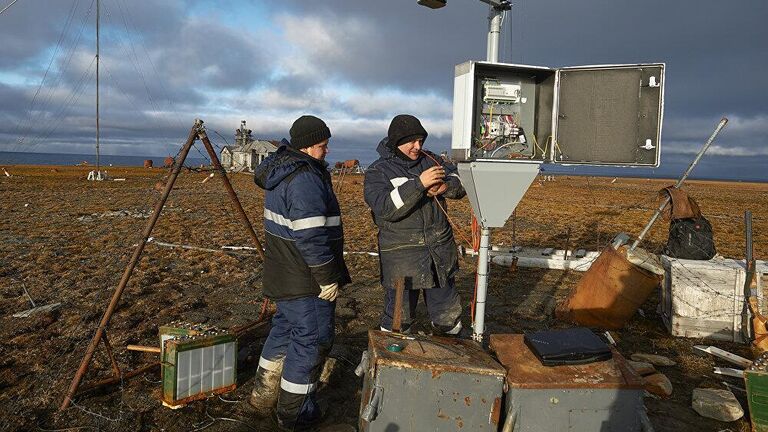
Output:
(556, 246), (661, 329)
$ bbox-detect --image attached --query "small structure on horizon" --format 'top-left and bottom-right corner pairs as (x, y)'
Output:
(220, 120), (278, 172)
(332, 159), (364, 174)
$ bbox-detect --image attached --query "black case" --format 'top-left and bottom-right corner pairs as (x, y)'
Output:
(524, 327), (612, 366)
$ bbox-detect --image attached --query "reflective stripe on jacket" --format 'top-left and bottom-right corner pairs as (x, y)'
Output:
(363, 139), (465, 290)
(254, 143), (350, 300)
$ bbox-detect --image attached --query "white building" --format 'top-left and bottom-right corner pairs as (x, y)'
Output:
(220, 121), (278, 172)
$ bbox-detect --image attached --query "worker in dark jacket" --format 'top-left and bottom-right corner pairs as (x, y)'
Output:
(249, 115), (351, 431)
(364, 114), (466, 335)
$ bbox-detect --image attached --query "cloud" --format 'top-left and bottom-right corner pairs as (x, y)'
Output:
(660, 114), (768, 157)
(0, 0), (766, 178)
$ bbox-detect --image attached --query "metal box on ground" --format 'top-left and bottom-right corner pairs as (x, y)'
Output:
(161, 327), (237, 408)
(159, 321), (214, 355)
(359, 330), (506, 431)
(744, 352), (768, 432)
(660, 257), (768, 343)
(489, 334), (646, 432)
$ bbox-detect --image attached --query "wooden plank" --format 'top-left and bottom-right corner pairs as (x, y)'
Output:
(693, 345), (751, 368)
(489, 334), (643, 390)
(713, 367), (744, 378)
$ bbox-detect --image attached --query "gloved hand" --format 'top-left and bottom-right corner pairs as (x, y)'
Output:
(318, 282), (339, 302)
(426, 182), (447, 197)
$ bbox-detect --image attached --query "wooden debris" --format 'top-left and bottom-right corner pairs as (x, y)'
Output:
(713, 367), (744, 378)
(13, 302), (62, 318)
(693, 345), (751, 368)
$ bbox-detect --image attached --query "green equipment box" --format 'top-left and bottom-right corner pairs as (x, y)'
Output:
(745, 352), (768, 432)
(160, 324), (237, 408)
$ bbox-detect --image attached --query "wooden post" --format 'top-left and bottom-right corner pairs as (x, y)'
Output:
(392, 278), (405, 333)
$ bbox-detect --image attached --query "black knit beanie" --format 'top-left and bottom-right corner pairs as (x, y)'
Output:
(289, 115), (331, 150)
(387, 114), (428, 149)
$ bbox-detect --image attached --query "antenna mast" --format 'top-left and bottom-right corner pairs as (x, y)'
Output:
(95, 0), (101, 176)
(88, 0), (103, 181)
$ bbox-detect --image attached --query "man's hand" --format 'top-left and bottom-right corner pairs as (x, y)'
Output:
(426, 182), (448, 197)
(419, 166), (445, 189)
(318, 282), (339, 302)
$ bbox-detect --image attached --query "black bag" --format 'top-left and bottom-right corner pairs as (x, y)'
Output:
(663, 216), (716, 260)
(524, 327), (612, 366)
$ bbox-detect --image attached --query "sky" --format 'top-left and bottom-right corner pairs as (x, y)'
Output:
(0, 0), (766, 179)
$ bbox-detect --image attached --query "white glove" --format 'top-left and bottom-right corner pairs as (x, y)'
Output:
(318, 283), (339, 302)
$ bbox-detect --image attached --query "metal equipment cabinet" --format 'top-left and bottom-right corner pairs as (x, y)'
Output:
(359, 330), (506, 431)
(489, 334), (647, 431)
(451, 61), (665, 166)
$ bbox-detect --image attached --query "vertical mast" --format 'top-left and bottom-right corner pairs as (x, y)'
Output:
(95, 0), (100, 174)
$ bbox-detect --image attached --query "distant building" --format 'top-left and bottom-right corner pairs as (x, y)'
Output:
(220, 120), (279, 172)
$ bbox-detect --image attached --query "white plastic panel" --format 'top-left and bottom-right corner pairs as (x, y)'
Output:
(175, 342), (236, 399)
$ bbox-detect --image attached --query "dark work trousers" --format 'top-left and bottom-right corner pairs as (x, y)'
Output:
(260, 295), (335, 426)
(380, 277), (462, 334)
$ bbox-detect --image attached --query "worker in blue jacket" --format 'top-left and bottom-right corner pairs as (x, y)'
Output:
(249, 115), (350, 431)
(364, 114), (466, 335)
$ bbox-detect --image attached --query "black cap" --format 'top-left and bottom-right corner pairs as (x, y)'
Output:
(289, 115), (331, 150)
(387, 114), (428, 148)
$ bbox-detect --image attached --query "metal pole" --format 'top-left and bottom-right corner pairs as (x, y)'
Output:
(197, 129), (265, 260)
(473, 227), (491, 341)
(60, 121), (201, 412)
(471, 3), (504, 342)
(486, 6), (503, 63)
(471, 2), (505, 342)
(630, 117), (728, 251)
(95, 0), (101, 177)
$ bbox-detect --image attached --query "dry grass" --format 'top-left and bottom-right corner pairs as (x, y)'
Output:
(0, 164), (765, 431)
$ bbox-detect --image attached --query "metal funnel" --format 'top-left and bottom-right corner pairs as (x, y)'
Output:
(457, 160), (540, 228)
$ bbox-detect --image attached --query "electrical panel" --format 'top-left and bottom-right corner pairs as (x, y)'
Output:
(452, 61), (664, 166)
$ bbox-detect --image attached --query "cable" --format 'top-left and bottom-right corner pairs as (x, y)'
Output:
(0, 0), (19, 16)
(25, 0), (95, 150)
(419, 150), (474, 249)
(12, 0), (80, 151)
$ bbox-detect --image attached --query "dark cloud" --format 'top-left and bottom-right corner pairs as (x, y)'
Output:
(0, 0), (765, 179)
(0, 0), (81, 68)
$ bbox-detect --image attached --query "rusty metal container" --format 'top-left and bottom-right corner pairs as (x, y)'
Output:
(556, 246), (662, 329)
(359, 330), (505, 431)
(143, 159), (153, 168)
(489, 334), (647, 431)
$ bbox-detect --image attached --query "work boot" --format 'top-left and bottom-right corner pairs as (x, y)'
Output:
(248, 357), (284, 417)
(275, 389), (326, 431)
(431, 320), (466, 338)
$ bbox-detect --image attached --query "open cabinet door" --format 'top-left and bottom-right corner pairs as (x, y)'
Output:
(553, 64), (664, 166)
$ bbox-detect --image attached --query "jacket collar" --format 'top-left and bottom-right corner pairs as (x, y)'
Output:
(376, 138), (423, 168)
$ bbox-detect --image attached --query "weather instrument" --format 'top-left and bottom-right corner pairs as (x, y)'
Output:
(435, 0), (666, 341)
